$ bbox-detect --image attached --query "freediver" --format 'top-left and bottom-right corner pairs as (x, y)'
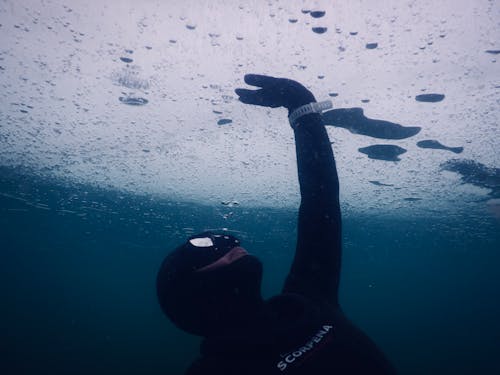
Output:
(156, 74), (397, 374)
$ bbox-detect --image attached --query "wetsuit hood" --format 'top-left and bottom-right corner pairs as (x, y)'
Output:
(156, 232), (263, 336)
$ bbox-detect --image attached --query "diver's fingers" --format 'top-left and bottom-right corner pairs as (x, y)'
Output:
(234, 88), (281, 107)
(244, 74), (278, 88)
(234, 88), (264, 105)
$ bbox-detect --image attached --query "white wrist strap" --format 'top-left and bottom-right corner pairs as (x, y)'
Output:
(288, 100), (332, 128)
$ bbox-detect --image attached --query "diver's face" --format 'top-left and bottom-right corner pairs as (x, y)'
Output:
(196, 246), (249, 272)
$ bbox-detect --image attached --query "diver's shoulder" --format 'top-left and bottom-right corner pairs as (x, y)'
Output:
(266, 292), (337, 316)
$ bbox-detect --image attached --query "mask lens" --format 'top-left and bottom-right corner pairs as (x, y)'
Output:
(189, 237), (214, 247)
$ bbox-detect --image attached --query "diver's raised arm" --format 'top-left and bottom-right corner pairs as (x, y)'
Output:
(235, 74), (342, 306)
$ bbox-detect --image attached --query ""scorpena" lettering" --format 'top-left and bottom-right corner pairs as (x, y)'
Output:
(276, 324), (333, 371)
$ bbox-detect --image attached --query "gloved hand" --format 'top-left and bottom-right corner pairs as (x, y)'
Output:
(235, 74), (316, 113)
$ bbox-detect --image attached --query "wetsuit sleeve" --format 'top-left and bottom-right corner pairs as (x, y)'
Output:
(282, 112), (342, 307)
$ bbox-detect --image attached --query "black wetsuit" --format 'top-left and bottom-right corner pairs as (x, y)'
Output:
(186, 113), (397, 374)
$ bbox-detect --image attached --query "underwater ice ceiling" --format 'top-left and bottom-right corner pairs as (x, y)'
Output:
(0, 0), (499, 214)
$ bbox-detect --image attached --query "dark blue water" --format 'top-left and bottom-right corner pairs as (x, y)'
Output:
(1, 167), (499, 375)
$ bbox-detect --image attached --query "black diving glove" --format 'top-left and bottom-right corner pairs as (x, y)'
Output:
(235, 74), (316, 114)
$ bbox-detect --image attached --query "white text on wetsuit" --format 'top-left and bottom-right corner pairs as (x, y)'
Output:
(277, 325), (333, 372)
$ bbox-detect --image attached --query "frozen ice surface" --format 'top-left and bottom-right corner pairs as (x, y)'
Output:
(0, 0), (498, 216)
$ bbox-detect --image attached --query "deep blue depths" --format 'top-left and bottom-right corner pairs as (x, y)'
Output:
(1, 167), (499, 375)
